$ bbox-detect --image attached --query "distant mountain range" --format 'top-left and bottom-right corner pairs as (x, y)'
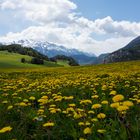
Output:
(5, 39), (96, 65)
(1, 36), (140, 65)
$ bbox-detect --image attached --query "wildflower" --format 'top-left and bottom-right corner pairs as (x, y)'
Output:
(91, 118), (98, 122)
(78, 122), (84, 126)
(43, 122), (54, 127)
(37, 109), (44, 114)
(88, 110), (95, 114)
(80, 100), (92, 105)
(85, 122), (91, 126)
(112, 94), (124, 102)
(0, 126), (12, 133)
(110, 90), (117, 95)
(7, 105), (13, 110)
(79, 138), (87, 140)
(102, 85), (107, 90)
(137, 99), (140, 104)
(23, 99), (29, 102)
(101, 100), (109, 104)
(64, 96), (74, 100)
(91, 95), (99, 99)
(123, 101), (134, 107)
(50, 104), (56, 108)
(69, 104), (76, 107)
(2, 100), (8, 104)
(117, 105), (129, 112)
(73, 112), (82, 119)
(38, 99), (48, 105)
(83, 127), (92, 134)
(29, 96), (35, 100)
(97, 129), (106, 133)
(91, 104), (102, 109)
(97, 113), (106, 119)
(41, 96), (48, 99)
(50, 109), (57, 114)
(110, 102), (120, 108)
(19, 102), (27, 107)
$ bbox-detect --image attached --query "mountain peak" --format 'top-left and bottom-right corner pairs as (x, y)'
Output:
(124, 36), (140, 49)
(104, 36), (140, 63)
(1, 39), (96, 64)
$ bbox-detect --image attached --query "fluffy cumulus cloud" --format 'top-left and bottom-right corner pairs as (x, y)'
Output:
(0, 1), (16, 10)
(0, 0), (140, 55)
(0, 0), (77, 23)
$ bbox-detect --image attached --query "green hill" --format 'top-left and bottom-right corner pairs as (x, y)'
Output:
(0, 44), (49, 61)
(56, 60), (70, 67)
(50, 55), (79, 66)
(0, 51), (61, 69)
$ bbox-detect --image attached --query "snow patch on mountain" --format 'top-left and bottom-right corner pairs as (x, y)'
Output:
(6, 39), (96, 57)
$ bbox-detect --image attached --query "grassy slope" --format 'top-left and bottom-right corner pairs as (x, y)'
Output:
(56, 60), (70, 67)
(0, 51), (61, 69)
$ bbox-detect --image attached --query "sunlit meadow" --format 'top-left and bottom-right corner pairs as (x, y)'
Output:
(0, 61), (140, 140)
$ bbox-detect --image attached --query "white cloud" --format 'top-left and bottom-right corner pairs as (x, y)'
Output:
(0, 0), (140, 55)
(0, 1), (16, 10)
(0, 0), (77, 24)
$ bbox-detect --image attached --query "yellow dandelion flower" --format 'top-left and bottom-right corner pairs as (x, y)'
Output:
(37, 109), (44, 114)
(91, 104), (102, 109)
(110, 90), (117, 95)
(117, 105), (129, 112)
(2, 100), (8, 104)
(91, 118), (98, 122)
(29, 96), (36, 100)
(79, 138), (87, 140)
(101, 100), (109, 104)
(69, 104), (76, 107)
(102, 85), (107, 90)
(43, 122), (55, 127)
(41, 96), (48, 99)
(19, 102), (27, 107)
(83, 127), (92, 134)
(97, 113), (106, 119)
(23, 99), (29, 102)
(137, 99), (140, 104)
(50, 109), (57, 114)
(38, 99), (48, 105)
(91, 95), (99, 99)
(7, 105), (13, 110)
(50, 104), (56, 108)
(0, 126), (12, 133)
(123, 101), (134, 107)
(97, 129), (106, 133)
(110, 102), (120, 108)
(78, 122), (84, 126)
(88, 110), (95, 114)
(64, 96), (74, 100)
(80, 100), (92, 105)
(85, 122), (91, 126)
(112, 94), (124, 102)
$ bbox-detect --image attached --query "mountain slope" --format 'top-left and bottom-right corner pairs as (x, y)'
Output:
(0, 51), (62, 68)
(104, 36), (140, 63)
(8, 39), (96, 65)
(92, 53), (109, 64)
(0, 44), (49, 60)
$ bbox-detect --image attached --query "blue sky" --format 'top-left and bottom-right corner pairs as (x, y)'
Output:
(74, 0), (140, 22)
(0, 0), (140, 55)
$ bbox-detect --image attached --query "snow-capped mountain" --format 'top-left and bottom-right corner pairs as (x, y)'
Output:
(0, 39), (96, 64)
(5, 39), (96, 64)
(11, 39), (94, 56)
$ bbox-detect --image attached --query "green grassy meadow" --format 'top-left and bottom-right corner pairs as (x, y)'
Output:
(0, 56), (140, 140)
(0, 51), (63, 69)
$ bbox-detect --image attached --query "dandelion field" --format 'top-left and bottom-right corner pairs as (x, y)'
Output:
(0, 61), (140, 140)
